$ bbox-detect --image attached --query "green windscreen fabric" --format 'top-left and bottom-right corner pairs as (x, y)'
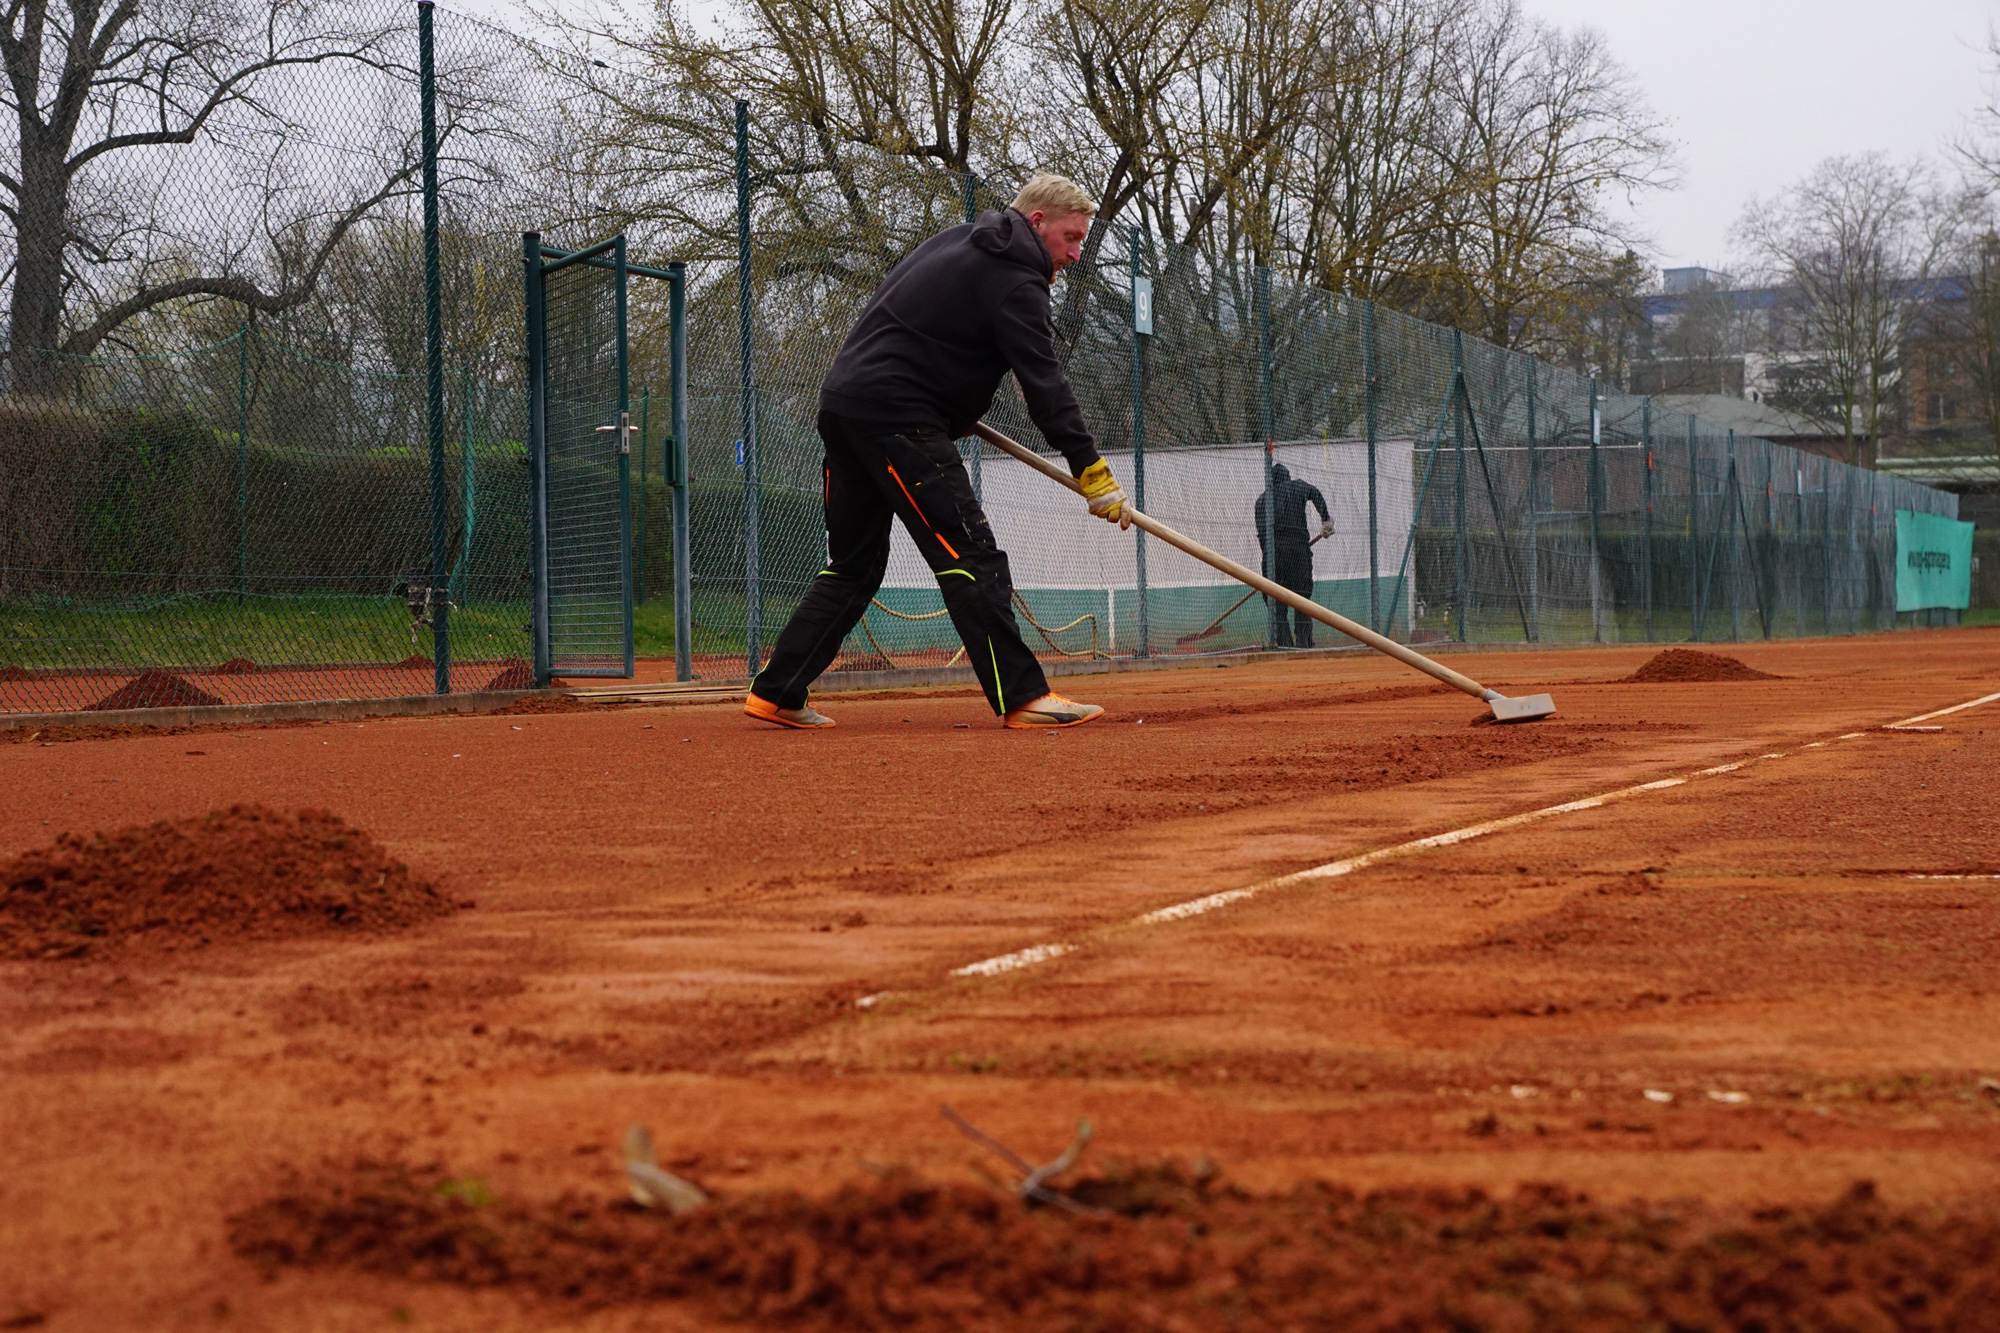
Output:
(1895, 510), (1973, 611)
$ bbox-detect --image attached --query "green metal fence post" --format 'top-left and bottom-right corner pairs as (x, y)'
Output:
(1845, 466), (1858, 633)
(615, 235), (635, 675)
(1452, 329), (1468, 642)
(235, 318), (249, 606)
(418, 0), (450, 694)
(736, 97), (761, 677)
(1867, 472), (1880, 631)
(1588, 378), (1603, 643)
(1641, 398), (1654, 641)
(669, 261), (692, 683)
(1525, 362), (1538, 641)
(1821, 457), (1833, 635)
(453, 366), (474, 601)
(1364, 300), (1381, 634)
(1793, 459), (1806, 636)
(524, 232), (551, 686)
(1761, 444), (1774, 639)
(1687, 419), (1700, 641)
(1130, 225), (1149, 657)
(1726, 430), (1740, 642)
(1259, 266), (1277, 646)
(636, 385), (650, 604)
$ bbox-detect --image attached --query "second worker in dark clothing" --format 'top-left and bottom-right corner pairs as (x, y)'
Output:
(745, 174), (1132, 730)
(1253, 464), (1331, 648)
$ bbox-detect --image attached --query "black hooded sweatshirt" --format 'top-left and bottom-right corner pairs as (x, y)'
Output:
(817, 208), (1101, 477)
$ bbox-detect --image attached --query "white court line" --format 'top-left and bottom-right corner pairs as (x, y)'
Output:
(1894, 690), (2000, 726)
(953, 779), (1691, 975)
(949, 942), (1074, 978)
(937, 686), (2000, 985)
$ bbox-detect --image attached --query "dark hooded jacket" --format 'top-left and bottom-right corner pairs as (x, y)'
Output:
(1254, 464), (1330, 550)
(817, 208), (1101, 476)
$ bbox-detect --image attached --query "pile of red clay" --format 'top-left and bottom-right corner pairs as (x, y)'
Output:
(0, 805), (456, 960)
(482, 659), (534, 691)
(86, 669), (224, 710)
(232, 1165), (2000, 1331)
(496, 694), (599, 715)
(1621, 648), (1779, 684)
(214, 657), (259, 675)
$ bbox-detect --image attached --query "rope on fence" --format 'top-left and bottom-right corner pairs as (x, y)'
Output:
(855, 593), (1103, 671)
(1014, 593), (1102, 660)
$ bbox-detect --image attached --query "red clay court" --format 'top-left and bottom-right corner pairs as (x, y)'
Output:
(3, 629), (1999, 1330)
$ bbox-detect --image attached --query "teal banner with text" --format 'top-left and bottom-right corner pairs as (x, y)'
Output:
(1895, 509), (1973, 611)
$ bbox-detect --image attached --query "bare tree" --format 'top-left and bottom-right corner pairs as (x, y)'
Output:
(1949, 32), (2000, 462)
(1544, 246), (1647, 384)
(1734, 153), (1974, 464)
(1958, 232), (2000, 463)
(1282, 0), (1467, 302)
(544, 0), (1029, 306)
(547, 0), (1670, 359)
(1427, 4), (1669, 353)
(1030, 0), (1216, 233)
(1137, 0), (1349, 266)
(0, 0), (452, 394)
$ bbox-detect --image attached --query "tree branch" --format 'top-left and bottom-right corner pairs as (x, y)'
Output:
(55, 162), (422, 363)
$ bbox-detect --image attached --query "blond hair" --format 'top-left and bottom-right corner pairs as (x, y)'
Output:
(1010, 174), (1097, 220)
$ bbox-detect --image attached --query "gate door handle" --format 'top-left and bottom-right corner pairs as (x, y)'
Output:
(595, 412), (634, 455)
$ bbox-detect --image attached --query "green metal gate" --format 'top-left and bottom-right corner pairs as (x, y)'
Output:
(525, 235), (686, 684)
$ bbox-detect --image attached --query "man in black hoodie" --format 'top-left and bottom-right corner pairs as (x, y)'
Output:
(1253, 463), (1332, 648)
(745, 174), (1131, 730)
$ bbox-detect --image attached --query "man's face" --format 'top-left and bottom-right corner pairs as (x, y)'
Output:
(1027, 209), (1091, 279)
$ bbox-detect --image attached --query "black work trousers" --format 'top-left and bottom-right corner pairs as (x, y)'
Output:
(752, 411), (1050, 715)
(1263, 545), (1317, 648)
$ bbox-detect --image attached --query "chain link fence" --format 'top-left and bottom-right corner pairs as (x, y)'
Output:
(0, 2), (1962, 716)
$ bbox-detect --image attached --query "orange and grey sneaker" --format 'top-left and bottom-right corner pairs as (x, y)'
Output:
(1002, 691), (1104, 729)
(744, 693), (835, 729)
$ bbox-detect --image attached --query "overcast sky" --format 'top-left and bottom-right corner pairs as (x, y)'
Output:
(449, 0), (1999, 281)
(1521, 0), (1997, 276)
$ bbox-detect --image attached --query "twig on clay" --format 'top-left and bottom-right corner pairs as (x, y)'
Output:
(623, 1123), (709, 1214)
(940, 1104), (1100, 1214)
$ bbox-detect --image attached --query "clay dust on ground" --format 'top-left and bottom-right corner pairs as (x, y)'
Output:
(1620, 647), (1780, 683)
(4, 632), (2000, 1330)
(232, 1162), (2000, 1332)
(0, 804), (457, 959)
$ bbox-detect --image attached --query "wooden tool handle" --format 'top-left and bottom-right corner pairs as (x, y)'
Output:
(971, 422), (1497, 704)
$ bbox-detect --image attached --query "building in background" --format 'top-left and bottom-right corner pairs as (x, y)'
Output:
(1647, 392), (1847, 461)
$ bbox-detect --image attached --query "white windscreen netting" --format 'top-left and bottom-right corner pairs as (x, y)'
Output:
(858, 438), (1416, 665)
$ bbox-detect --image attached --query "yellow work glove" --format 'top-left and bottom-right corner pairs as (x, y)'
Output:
(1078, 459), (1134, 530)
